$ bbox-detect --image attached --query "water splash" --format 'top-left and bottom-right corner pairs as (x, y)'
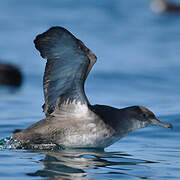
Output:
(0, 136), (21, 150)
(0, 137), (65, 150)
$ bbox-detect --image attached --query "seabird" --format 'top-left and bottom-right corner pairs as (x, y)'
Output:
(13, 27), (173, 149)
(151, 0), (180, 13)
(0, 63), (22, 87)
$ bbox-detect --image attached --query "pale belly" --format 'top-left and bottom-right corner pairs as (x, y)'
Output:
(55, 122), (119, 148)
(60, 134), (120, 148)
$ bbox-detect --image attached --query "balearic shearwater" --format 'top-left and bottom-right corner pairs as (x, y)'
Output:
(0, 63), (22, 87)
(151, 0), (180, 13)
(13, 27), (173, 149)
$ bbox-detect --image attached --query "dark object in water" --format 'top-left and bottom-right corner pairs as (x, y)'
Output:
(151, 0), (180, 13)
(0, 63), (22, 86)
(13, 27), (173, 150)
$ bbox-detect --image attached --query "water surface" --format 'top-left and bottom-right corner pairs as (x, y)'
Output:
(0, 0), (180, 179)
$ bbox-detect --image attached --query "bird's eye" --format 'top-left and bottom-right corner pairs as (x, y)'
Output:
(142, 113), (146, 118)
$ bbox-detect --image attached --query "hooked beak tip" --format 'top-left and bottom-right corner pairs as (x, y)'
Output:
(167, 123), (173, 129)
(151, 119), (173, 129)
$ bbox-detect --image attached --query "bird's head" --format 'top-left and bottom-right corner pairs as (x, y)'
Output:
(125, 106), (173, 130)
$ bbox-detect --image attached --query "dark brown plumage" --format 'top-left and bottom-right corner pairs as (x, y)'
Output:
(151, 0), (180, 13)
(0, 63), (22, 86)
(12, 27), (172, 150)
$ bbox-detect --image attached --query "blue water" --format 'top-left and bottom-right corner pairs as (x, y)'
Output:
(0, 0), (180, 179)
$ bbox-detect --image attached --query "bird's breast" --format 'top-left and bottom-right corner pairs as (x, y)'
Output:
(56, 121), (117, 148)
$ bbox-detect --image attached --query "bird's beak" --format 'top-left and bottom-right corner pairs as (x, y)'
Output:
(151, 118), (173, 129)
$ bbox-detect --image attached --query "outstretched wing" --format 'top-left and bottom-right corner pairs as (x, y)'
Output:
(34, 27), (97, 116)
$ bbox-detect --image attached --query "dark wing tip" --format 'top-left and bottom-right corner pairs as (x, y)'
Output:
(34, 26), (66, 43)
(34, 26), (97, 61)
(34, 26), (97, 65)
(34, 26), (66, 41)
(34, 26), (73, 59)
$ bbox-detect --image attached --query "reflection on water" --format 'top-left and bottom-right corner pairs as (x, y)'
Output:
(26, 149), (156, 179)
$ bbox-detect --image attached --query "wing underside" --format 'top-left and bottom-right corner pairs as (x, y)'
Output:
(34, 27), (97, 116)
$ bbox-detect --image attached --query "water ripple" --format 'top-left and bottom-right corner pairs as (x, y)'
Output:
(23, 149), (157, 179)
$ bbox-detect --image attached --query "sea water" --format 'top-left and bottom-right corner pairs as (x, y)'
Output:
(0, 0), (180, 179)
